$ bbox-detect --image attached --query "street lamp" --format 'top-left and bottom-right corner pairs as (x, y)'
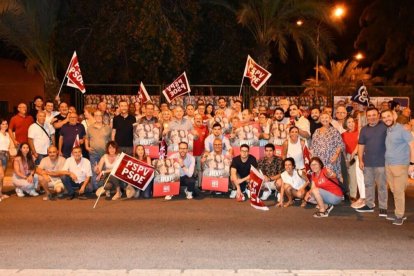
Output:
(354, 52), (364, 61)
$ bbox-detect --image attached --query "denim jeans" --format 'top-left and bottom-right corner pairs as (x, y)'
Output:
(62, 176), (82, 196)
(0, 151), (8, 168)
(89, 151), (103, 191)
(319, 189), (342, 205)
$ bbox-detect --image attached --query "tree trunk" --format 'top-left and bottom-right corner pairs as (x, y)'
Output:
(44, 78), (61, 102)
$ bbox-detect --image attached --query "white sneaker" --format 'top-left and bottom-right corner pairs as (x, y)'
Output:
(229, 190), (237, 199)
(29, 189), (39, 197)
(105, 191), (111, 198)
(165, 195), (173, 200)
(260, 190), (272, 201)
(185, 190), (193, 200)
(134, 189), (140, 198)
(126, 185), (136, 199)
(15, 188), (25, 197)
(244, 189), (251, 199)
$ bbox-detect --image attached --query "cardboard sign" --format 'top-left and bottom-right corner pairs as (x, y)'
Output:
(201, 177), (229, 192)
(153, 181), (180, 197)
(162, 72), (191, 103)
(133, 123), (160, 146)
(144, 145), (159, 159)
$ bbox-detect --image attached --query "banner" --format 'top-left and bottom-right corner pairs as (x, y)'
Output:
(201, 152), (231, 192)
(110, 153), (155, 191)
(243, 55), (271, 91)
(166, 129), (194, 153)
(162, 72), (191, 103)
(138, 82), (151, 104)
(350, 84), (370, 106)
(133, 123), (160, 146)
(249, 166), (269, 211)
(231, 122), (260, 147)
(66, 51), (86, 93)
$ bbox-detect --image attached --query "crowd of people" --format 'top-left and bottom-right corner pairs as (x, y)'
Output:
(1, 95), (413, 225)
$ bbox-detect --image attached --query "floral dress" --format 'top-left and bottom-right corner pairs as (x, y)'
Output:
(311, 126), (344, 180)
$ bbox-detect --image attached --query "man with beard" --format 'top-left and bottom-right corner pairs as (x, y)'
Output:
(288, 104), (310, 142)
(269, 107), (290, 156)
(309, 106), (322, 138)
(381, 109), (414, 225)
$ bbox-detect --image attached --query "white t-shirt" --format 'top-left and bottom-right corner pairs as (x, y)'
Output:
(295, 116), (311, 140)
(0, 132), (10, 151)
(281, 170), (306, 190)
(28, 122), (55, 155)
(62, 157), (92, 184)
(38, 156), (66, 183)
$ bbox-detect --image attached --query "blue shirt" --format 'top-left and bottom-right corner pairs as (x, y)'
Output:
(385, 123), (413, 165)
(359, 121), (387, 167)
(169, 152), (195, 177)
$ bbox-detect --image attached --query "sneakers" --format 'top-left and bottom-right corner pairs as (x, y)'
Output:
(126, 185), (136, 199)
(15, 187), (25, 197)
(386, 214), (407, 225)
(260, 190), (272, 201)
(392, 217), (407, 226)
(326, 204), (334, 214)
(134, 189), (140, 199)
(105, 190), (111, 198)
(184, 188), (193, 200)
(351, 198), (365, 209)
(244, 189), (251, 199)
(112, 191), (122, 200)
(28, 189), (39, 197)
(313, 211), (329, 218)
(229, 190), (237, 199)
(356, 205), (374, 213)
(379, 209), (388, 217)
(165, 195), (173, 200)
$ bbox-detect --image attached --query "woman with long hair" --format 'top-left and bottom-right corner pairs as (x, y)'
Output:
(81, 105), (96, 133)
(342, 115), (365, 208)
(0, 119), (12, 199)
(95, 141), (123, 200)
(130, 145), (153, 198)
(12, 143), (38, 197)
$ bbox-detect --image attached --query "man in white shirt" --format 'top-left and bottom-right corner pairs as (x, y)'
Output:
(60, 146), (92, 200)
(331, 105), (347, 134)
(28, 111), (55, 165)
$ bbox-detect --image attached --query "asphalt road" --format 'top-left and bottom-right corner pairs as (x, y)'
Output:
(1, 186), (414, 271)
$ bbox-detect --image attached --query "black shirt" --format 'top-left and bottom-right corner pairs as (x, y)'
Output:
(53, 113), (67, 142)
(309, 119), (322, 137)
(112, 114), (136, 147)
(231, 154), (258, 179)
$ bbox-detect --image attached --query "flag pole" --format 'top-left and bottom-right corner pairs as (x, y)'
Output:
(238, 76), (245, 99)
(93, 175), (111, 209)
(55, 54), (74, 101)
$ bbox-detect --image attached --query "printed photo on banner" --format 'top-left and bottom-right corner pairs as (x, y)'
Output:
(202, 152), (231, 178)
(152, 159), (180, 183)
(166, 129), (194, 152)
(269, 121), (290, 146)
(231, 123), (260, 146)
(133, 123), (160, 146)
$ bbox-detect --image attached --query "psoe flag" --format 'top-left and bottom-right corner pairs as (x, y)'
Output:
(350, 84), (370, 106)
(249, 166), (269, 211)
(162, 72), (191, 103)
(243, 55), (271, 91)
(66, 51), (86, 93)
(110, 153), (155, 191)
(138, 82), (151, 104)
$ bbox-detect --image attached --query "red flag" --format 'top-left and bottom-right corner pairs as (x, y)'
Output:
(137, 82), (151, 104)
(110, 153), (155, 191)
(249, 166), (269, 211)
(243, 55), (271, 91)
(73, 134), (80, 148)
(162, 72), (191, 103)
(66, 51), (86, 93)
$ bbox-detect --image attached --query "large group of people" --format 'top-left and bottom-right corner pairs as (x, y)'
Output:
(1, 95), (413, 225)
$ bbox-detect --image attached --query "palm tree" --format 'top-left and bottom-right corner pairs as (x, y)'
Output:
(303, 59), (380, 101)
(236, 0), (337, 68)
(0, 0), (60, 100)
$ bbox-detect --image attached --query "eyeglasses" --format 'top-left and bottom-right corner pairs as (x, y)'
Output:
(179, 148), (188, 150)
(240, 149), (249, 153)
(213, 144), (222, 146)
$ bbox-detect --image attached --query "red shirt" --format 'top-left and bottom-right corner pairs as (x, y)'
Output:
(9, 114), (34, 144)
(341, 130), (358, 154)
(312, 168), (343, 197)
(193, 124), (209, 156)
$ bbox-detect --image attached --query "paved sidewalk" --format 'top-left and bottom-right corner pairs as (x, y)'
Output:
(1, 269), (414, 275)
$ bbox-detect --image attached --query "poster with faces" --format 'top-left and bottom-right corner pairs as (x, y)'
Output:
(152, 159), (180, 183)
(231, 123), (260, 147)
(166, 129), (194, 152)
(202, 152), (231, 177)
(133, 123), (160, 146)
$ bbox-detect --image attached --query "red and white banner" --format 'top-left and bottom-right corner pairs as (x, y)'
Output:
(73, 134), (80, 148)
(137, 82), (151, 104)
(110, 153), (155, 191)
(66, 51), (86, 93)
(162, 72), (191, 103)
(243, 55), (271, 91)
(249, 166), (269, 211)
